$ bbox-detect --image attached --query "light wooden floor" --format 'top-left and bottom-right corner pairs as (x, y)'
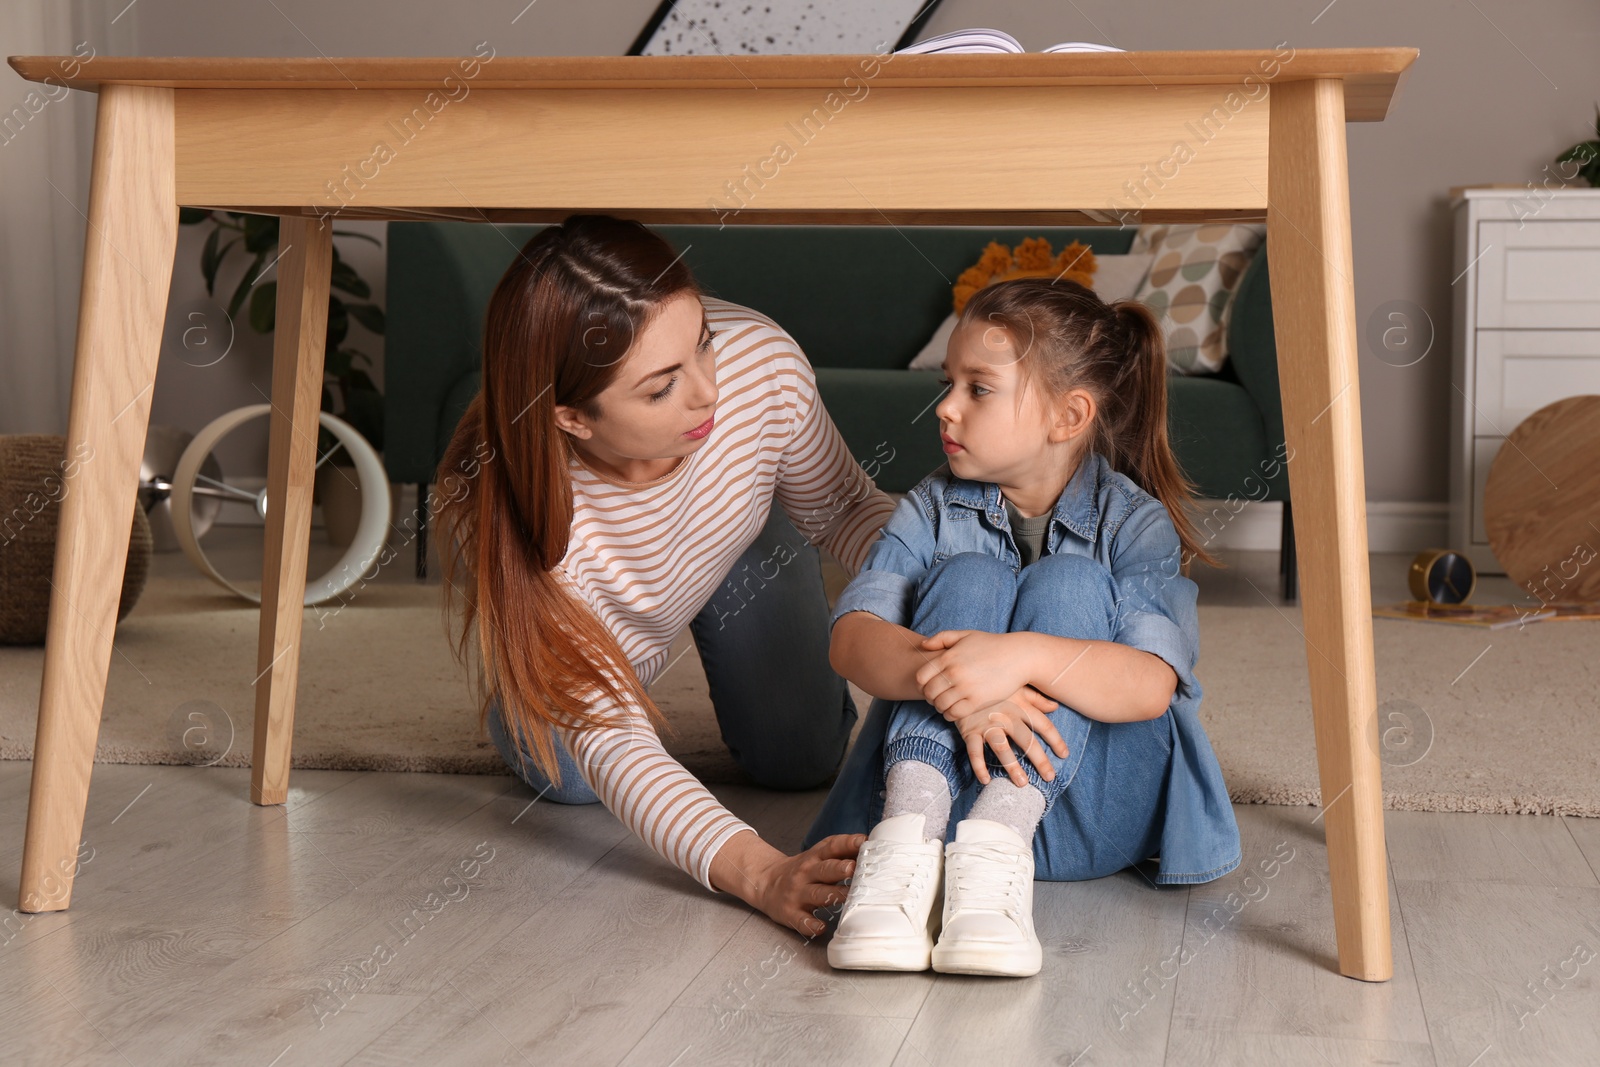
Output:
(3, 546), (1599, 1066)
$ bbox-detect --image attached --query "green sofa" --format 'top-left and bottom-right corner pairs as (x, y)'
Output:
(384, 222), (1296, 597)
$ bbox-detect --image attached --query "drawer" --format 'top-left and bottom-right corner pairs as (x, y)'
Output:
(1472, 329), (1600, 435)
(1475, 221), (1600, 328)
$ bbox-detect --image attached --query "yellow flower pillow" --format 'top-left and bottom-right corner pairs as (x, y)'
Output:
(909, 238), (1154, 371)
(952, 237), (1097, 314)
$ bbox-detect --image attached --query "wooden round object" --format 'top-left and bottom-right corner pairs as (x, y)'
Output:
(1482, 395), (1600, 602)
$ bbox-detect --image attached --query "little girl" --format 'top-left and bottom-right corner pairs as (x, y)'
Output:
(817, 276), (1242, 976)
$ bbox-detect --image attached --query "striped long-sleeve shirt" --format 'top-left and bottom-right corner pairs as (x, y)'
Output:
(553, 296), (897, 891)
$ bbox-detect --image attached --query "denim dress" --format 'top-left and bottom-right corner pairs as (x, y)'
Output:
(808, 449), (1242, 885)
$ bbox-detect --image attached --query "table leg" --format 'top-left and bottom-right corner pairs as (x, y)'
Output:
(18, 85), (178, 913)
(1266, 77), (1393, 981)
(250, 216), (333, 806)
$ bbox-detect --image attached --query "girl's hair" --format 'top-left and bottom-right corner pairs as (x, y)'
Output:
(958, 276), (1224, 573)
(432, 214), (700, 785)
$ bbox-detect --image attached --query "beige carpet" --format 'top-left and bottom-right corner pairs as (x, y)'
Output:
(3, 563), (1599, 816)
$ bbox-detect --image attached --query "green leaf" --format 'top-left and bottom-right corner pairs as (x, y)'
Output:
(325, 299), (350, 349)
(345, 368), (378, 393)
(200, 227), (223, 295)
(348, 302), (385, 334)
(324, 346), (354, 379)
(341, 386), (385, 451)
(316, 422), (337, 462)
(242, 214), (278, 254)
(249, 281), (277, 334)
(330, 258), (370, 299)
(226, 251), (267, 323)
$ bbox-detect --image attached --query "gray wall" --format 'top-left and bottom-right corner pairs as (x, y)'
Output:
(18, 0), (1600, 505)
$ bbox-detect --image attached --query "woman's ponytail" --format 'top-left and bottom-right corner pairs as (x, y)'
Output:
(433, 215), (699, 785)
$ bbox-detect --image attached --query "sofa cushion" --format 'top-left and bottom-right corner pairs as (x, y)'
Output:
(1132, 223), (1266, 375)
(1166, 374), (1269, 502)
(651, 225), (1137, 372)
(813, 366), (950, 494)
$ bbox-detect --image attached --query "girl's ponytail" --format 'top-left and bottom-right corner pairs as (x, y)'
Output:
(1110, 299), (1222, 573)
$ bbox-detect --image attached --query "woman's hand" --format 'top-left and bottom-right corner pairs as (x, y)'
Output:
(948, 686), (1069, 788)
(915, 630), (1036, 719)
(710, 830), (865, 936)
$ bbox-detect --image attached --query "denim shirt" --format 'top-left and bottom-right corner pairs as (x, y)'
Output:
(829, 449), (1242, 885)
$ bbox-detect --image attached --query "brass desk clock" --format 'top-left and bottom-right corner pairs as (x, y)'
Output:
(1407, 548), (1477, 606)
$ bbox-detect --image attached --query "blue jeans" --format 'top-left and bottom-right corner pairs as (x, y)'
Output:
(486, 499), (859, 801)
(804, 551), (1177, 882)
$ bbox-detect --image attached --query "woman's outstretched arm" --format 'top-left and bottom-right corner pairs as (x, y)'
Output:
(770, 335), (897, 576)
(710, 830), (863, 936)
(558, 705), (865, 933)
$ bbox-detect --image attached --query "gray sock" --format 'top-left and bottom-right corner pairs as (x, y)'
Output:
(883, 760), (954, 842)
(968, 777), (1047, 843)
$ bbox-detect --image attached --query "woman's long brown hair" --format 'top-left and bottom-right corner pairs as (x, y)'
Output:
(959, 277), (1225, 574)
(433, 214), (700, 785)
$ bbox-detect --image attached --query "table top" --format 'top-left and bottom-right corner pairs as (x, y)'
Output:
(9, 49), (1418, 121)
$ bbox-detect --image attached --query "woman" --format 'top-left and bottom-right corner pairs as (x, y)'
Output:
(433, 213), (892, 934)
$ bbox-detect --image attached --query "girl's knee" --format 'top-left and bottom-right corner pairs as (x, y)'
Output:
(912, 553), (1016, 632)
(1014, 552), (1117, 640)
(1022, 549), (1113, 588)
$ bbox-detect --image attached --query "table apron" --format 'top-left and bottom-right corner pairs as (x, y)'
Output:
(171, 84), (1272, 220)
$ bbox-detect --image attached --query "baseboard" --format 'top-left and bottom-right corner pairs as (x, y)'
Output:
(1190, 498), (1450, 554)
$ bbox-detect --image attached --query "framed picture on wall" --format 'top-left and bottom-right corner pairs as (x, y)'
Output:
(628, 0), (945, 56)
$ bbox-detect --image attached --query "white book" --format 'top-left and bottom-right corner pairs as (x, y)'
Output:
(896, 28), (1126, 55)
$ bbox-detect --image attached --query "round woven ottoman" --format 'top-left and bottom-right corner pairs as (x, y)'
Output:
(0, 434), (152, 646)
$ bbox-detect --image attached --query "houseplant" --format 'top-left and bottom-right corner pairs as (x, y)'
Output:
(177, 210), (388, 546)
(1556, 105), (1600, 187)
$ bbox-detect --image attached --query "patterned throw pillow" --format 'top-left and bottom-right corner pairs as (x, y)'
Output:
(1130, 223), (1265, 375)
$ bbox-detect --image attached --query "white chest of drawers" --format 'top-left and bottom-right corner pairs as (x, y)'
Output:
(1449, 186), (1600, 574)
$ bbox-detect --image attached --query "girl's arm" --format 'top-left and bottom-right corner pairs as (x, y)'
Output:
(1013, 633), (1178, 723)
(909, 498), (1195, 727)
(1016, 495), (1199, 725)
(829, 609), (936, 702)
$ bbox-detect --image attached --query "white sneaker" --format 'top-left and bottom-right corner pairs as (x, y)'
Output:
(932, 819), (1042, 977)
(826, 813), (944, 971)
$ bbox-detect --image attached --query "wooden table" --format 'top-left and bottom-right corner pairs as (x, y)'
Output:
(6, 49), (1416, 982)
